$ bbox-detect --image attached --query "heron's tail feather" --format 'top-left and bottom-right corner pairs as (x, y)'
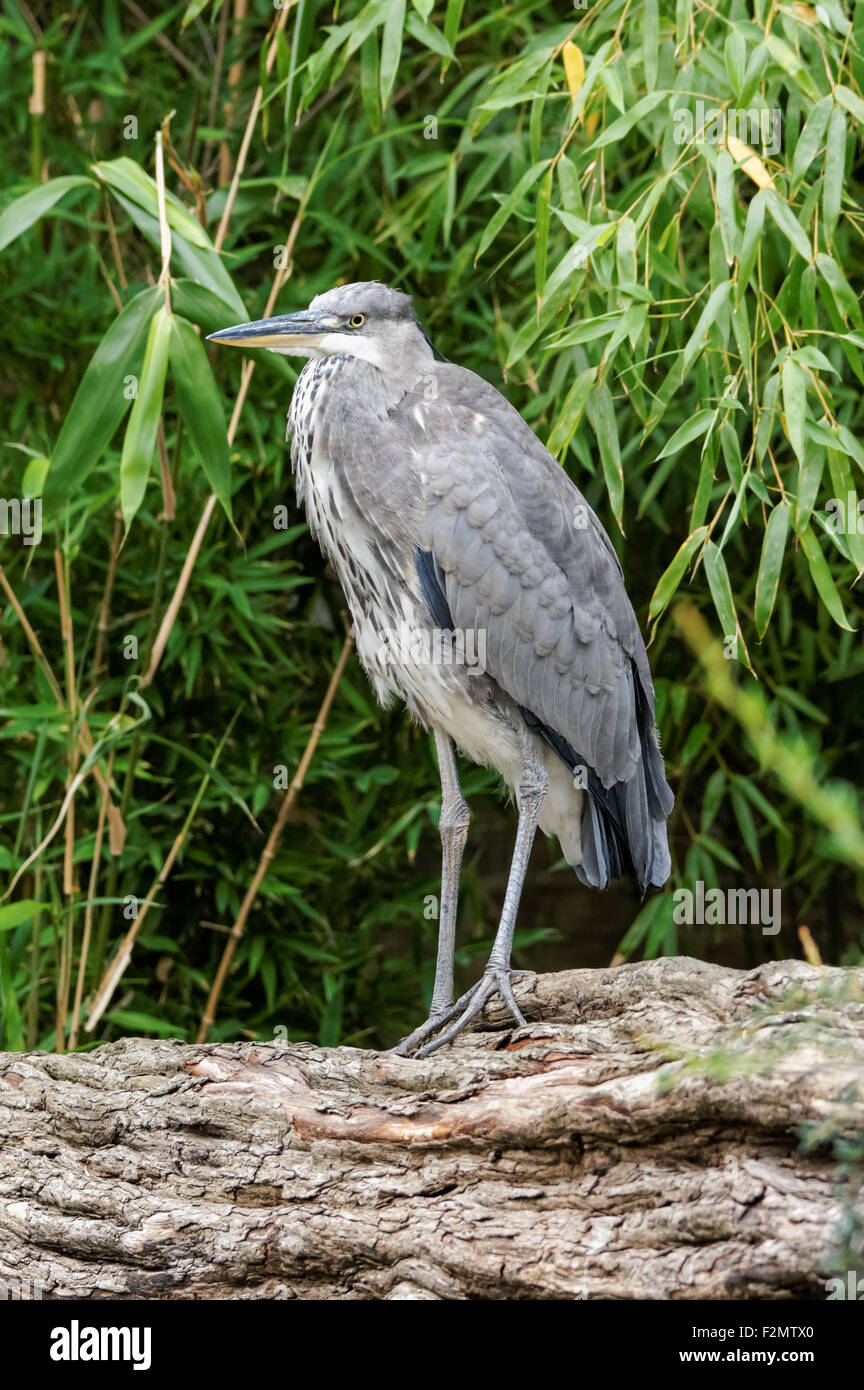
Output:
(520, 700), (672, 893)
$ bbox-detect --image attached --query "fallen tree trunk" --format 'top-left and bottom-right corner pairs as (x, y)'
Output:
(1, 956), (863, 1300)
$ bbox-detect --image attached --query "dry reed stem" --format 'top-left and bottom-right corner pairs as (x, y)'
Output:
(0, 564), (126, 853)
(69, 761), (112, 1049)
(196, 632), (354, 1042)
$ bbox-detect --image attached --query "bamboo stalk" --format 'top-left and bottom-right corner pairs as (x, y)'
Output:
(154, 129), (172, 306)
(55, 550), (78, 898)
(92, 511), (123, 683)
(0, 563), (126, 853)
(86, 721), (239, 1031)
(29, 50), (45, 182)
(141, 4), (299, 690)
(196, 633), (354, 1043)
(142, 205), (304, 689)
(55, 547), (79, 1047)
(69, 761), (112, 1049)
(214, 2), (290, 253)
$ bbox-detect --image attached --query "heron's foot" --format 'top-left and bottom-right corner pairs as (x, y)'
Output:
(389, 1006), (453, 1058)
(390, 967), (529, 1059)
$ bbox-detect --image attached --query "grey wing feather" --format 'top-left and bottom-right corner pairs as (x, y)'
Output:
(407, 363), (673, 890)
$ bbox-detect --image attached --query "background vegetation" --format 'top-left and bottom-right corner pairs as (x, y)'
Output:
(1, 0), (863, 1052)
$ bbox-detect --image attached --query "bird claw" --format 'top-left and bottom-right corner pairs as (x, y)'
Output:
(391, 967), (527, 1059)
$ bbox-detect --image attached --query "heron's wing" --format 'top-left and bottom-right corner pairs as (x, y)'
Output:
(407, 363), (673, 888)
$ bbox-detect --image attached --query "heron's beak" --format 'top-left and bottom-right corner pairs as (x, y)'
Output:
(206, 310), (332, 352)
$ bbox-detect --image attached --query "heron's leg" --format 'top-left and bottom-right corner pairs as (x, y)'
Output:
(413, 728), (547, 1059)
(390, 730), (469, 1056)
(429, 729), (469, 1016)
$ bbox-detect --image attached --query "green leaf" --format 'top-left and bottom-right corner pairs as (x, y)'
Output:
(643, 0), (659, 92)
(107, 1009), (185, 1037)
(765, 189), (812, 262)
(681, 281), (733, 377)
(791, 96), (832, 184)
(43, 286), (162, 513)
(649, 526), (709, 622)
(755, 502), (790, 638)
(715, 151), (739, 262)
(724, 30), (746, 94)
(404, 11), (454, 60)
(120, 305), (172, 531)
(827, 447), (864, 574)
(534, 167), (553, 300)
(380, 0), (405, 108)
(764, 33), (818, 100)
(730, 783), (761, 866)
(704, 540), (748, 665)
(799, 523), (856, 630)
(816, 253), (863, 326)
(587, 89), (669, 149)
(737, 187), (766, 297)
(0, 176), (94, 252)
(823, 105), (846, 243)
(616, 216), (637, 287)
(657, 409), (716, 459)
(781, 355), (807, 464)
(170, 278), (253, 336)
(0, 901), (43, 932)
(169, 316), (233, 524)
(93, 156), (211, 249)
(443, 0), (464, 55)
(795, 448), (824, 534)
(109, 188), (245, 318)
(586, 383), (624, 529)
(546, 367), (597, 456)
(475, 160), (550, 260)
(360, 34), (380, 131)
(834, 84), (864, 124)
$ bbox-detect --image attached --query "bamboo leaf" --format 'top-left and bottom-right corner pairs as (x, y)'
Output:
(704, 540), (749, 666)
(736, 186), (766, 296)
(755, 502), (790, 638)
(649, 526), (709, 622)
(586, 383), (624, 530)
(380, 0), (405, 108)
(791, 96), (832, 184)
(765, 189), (812, 262)
(0, 176), (94, 252)
(169, 316), (233, 524)
(587, 90), (669, 149)
(43, 286), (162, 514)
(799, 523), (856, 630)
(643, 0), (659, 92)
(475, 160), (550, 261)
(534, 167), (553, 300)
(715, 151), (739, 262)
(781, 355), (807, 464)
(823, 105), (846, 243)
(657, 410), (716, 459)
(120, 305), (172, 531)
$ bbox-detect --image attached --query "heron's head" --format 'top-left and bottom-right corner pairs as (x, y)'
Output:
(207, 281), (433, 376)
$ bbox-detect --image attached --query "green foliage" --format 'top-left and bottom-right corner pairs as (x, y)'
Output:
(1, 0), (864, 1051)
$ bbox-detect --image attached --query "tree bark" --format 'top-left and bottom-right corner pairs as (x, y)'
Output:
(1, 956), (863, 1300)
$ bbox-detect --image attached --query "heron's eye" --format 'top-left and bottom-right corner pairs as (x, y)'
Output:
(349, 313), (365, 328)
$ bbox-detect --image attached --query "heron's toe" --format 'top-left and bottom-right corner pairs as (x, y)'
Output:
(413, 968), (526, 1058)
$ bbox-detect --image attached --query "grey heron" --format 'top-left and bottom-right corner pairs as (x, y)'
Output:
(208, 282), (674, 1057)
